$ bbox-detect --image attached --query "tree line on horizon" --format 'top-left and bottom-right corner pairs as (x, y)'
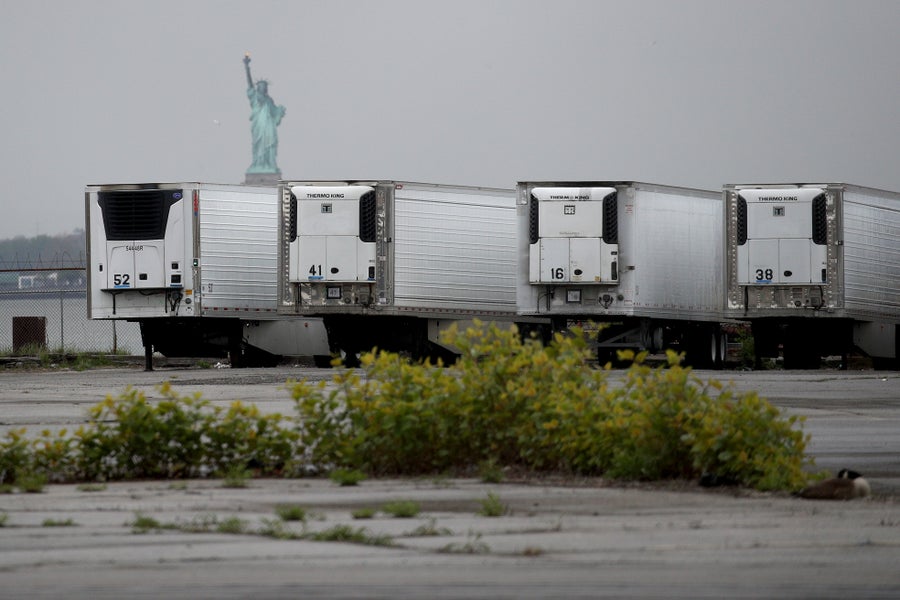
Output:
(0, 230), (86, 270)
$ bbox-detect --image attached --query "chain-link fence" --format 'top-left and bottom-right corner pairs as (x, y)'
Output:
(0, 276), (143, 355)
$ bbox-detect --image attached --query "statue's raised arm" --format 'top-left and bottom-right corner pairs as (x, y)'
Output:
(243, 53), (254, 90)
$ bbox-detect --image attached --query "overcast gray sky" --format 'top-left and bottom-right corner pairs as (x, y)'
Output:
(1, 0), (897, 240)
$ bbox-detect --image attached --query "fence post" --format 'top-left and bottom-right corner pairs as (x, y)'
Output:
(59, 290), (65, 352)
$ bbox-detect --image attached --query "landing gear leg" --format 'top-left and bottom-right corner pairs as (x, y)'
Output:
(144, 342), (153, 372)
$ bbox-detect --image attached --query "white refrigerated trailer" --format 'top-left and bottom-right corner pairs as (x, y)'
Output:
(725, 183), (900, 369)
(517, 181), (727, 367)
(86, 182), (330, 369)
(278, 180), (547, 364)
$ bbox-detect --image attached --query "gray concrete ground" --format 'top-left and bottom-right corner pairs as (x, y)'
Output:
(1, 365), (899, 598)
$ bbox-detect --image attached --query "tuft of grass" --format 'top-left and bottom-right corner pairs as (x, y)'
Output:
(216, 516), (247, 534)
(77, 483), (107, 492)
(168, 481), (189, 491)
(258, 517), (301, 540)
(0, 484), (15, 494)
(306, 524), (394, 547)
(42, 518), (76, 527)
(329, 468), (366, 486)
(130, 513), (162, 533)
(478, 459), (504, 483)
(478, 492), (508, 517)
(16, 472), (47, 493)
(221, 464), (252, 488)
(275, 504), (307, 522)
(439, 531), (490, 555)
(351, 507), (377, 519)
(0, 513), (8, 527)
(129, 512), (179, 534)
(178, 514), (218, 533)
(382, 500), (421, 518)
(405, 517), (452, 537)
(522, 546), (544, 557)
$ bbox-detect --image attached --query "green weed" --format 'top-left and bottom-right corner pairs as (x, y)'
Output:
(16, 472), (47, 493)
(306, 524), (394, 546)
(275, 504), (307, 522)
(329, 468), (366, 486)
(76, 483), (107, 492)
(478, 459), (504, 483)
(216, 516), (247, 534)
(478, 492), (508, 517)
(382, 500), (421, 518)
(42, 518), (76, 527)
(220, 464), (252, 488)
(405, 517), (452, 537)
(439, 531), (490, 555)
(129, 512), (178, 533)
(258, 517), (300, 540)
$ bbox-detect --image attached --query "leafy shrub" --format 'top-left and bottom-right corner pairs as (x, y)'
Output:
(291, 321), (812, 491)
(75, 385), (212, 480)
(204, 400), (299, 476)
(593, 350), (809, 490)
(74, 384), (298, 481)
(31, 429), (79, 482)
(0, 322), (811, 493)
(0, 428), (32, 485)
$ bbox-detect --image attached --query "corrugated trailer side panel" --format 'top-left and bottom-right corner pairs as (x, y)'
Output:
(391, 184), (518, 313)
(629, 186), (723, 320)
(842, 187), (900, 322)
(198, 184), (279, 315)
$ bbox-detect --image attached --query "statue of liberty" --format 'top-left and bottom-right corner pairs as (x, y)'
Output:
(243, 53), (286, 177)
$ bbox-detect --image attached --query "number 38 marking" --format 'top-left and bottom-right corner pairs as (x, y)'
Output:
(755, 268), (774, 281)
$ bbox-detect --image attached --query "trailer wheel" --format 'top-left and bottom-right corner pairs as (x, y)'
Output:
(685, 328), (718, 369)
(716, 332), (728, 369)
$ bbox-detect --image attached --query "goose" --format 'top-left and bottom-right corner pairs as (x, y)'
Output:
(798, 468), (870, 500)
